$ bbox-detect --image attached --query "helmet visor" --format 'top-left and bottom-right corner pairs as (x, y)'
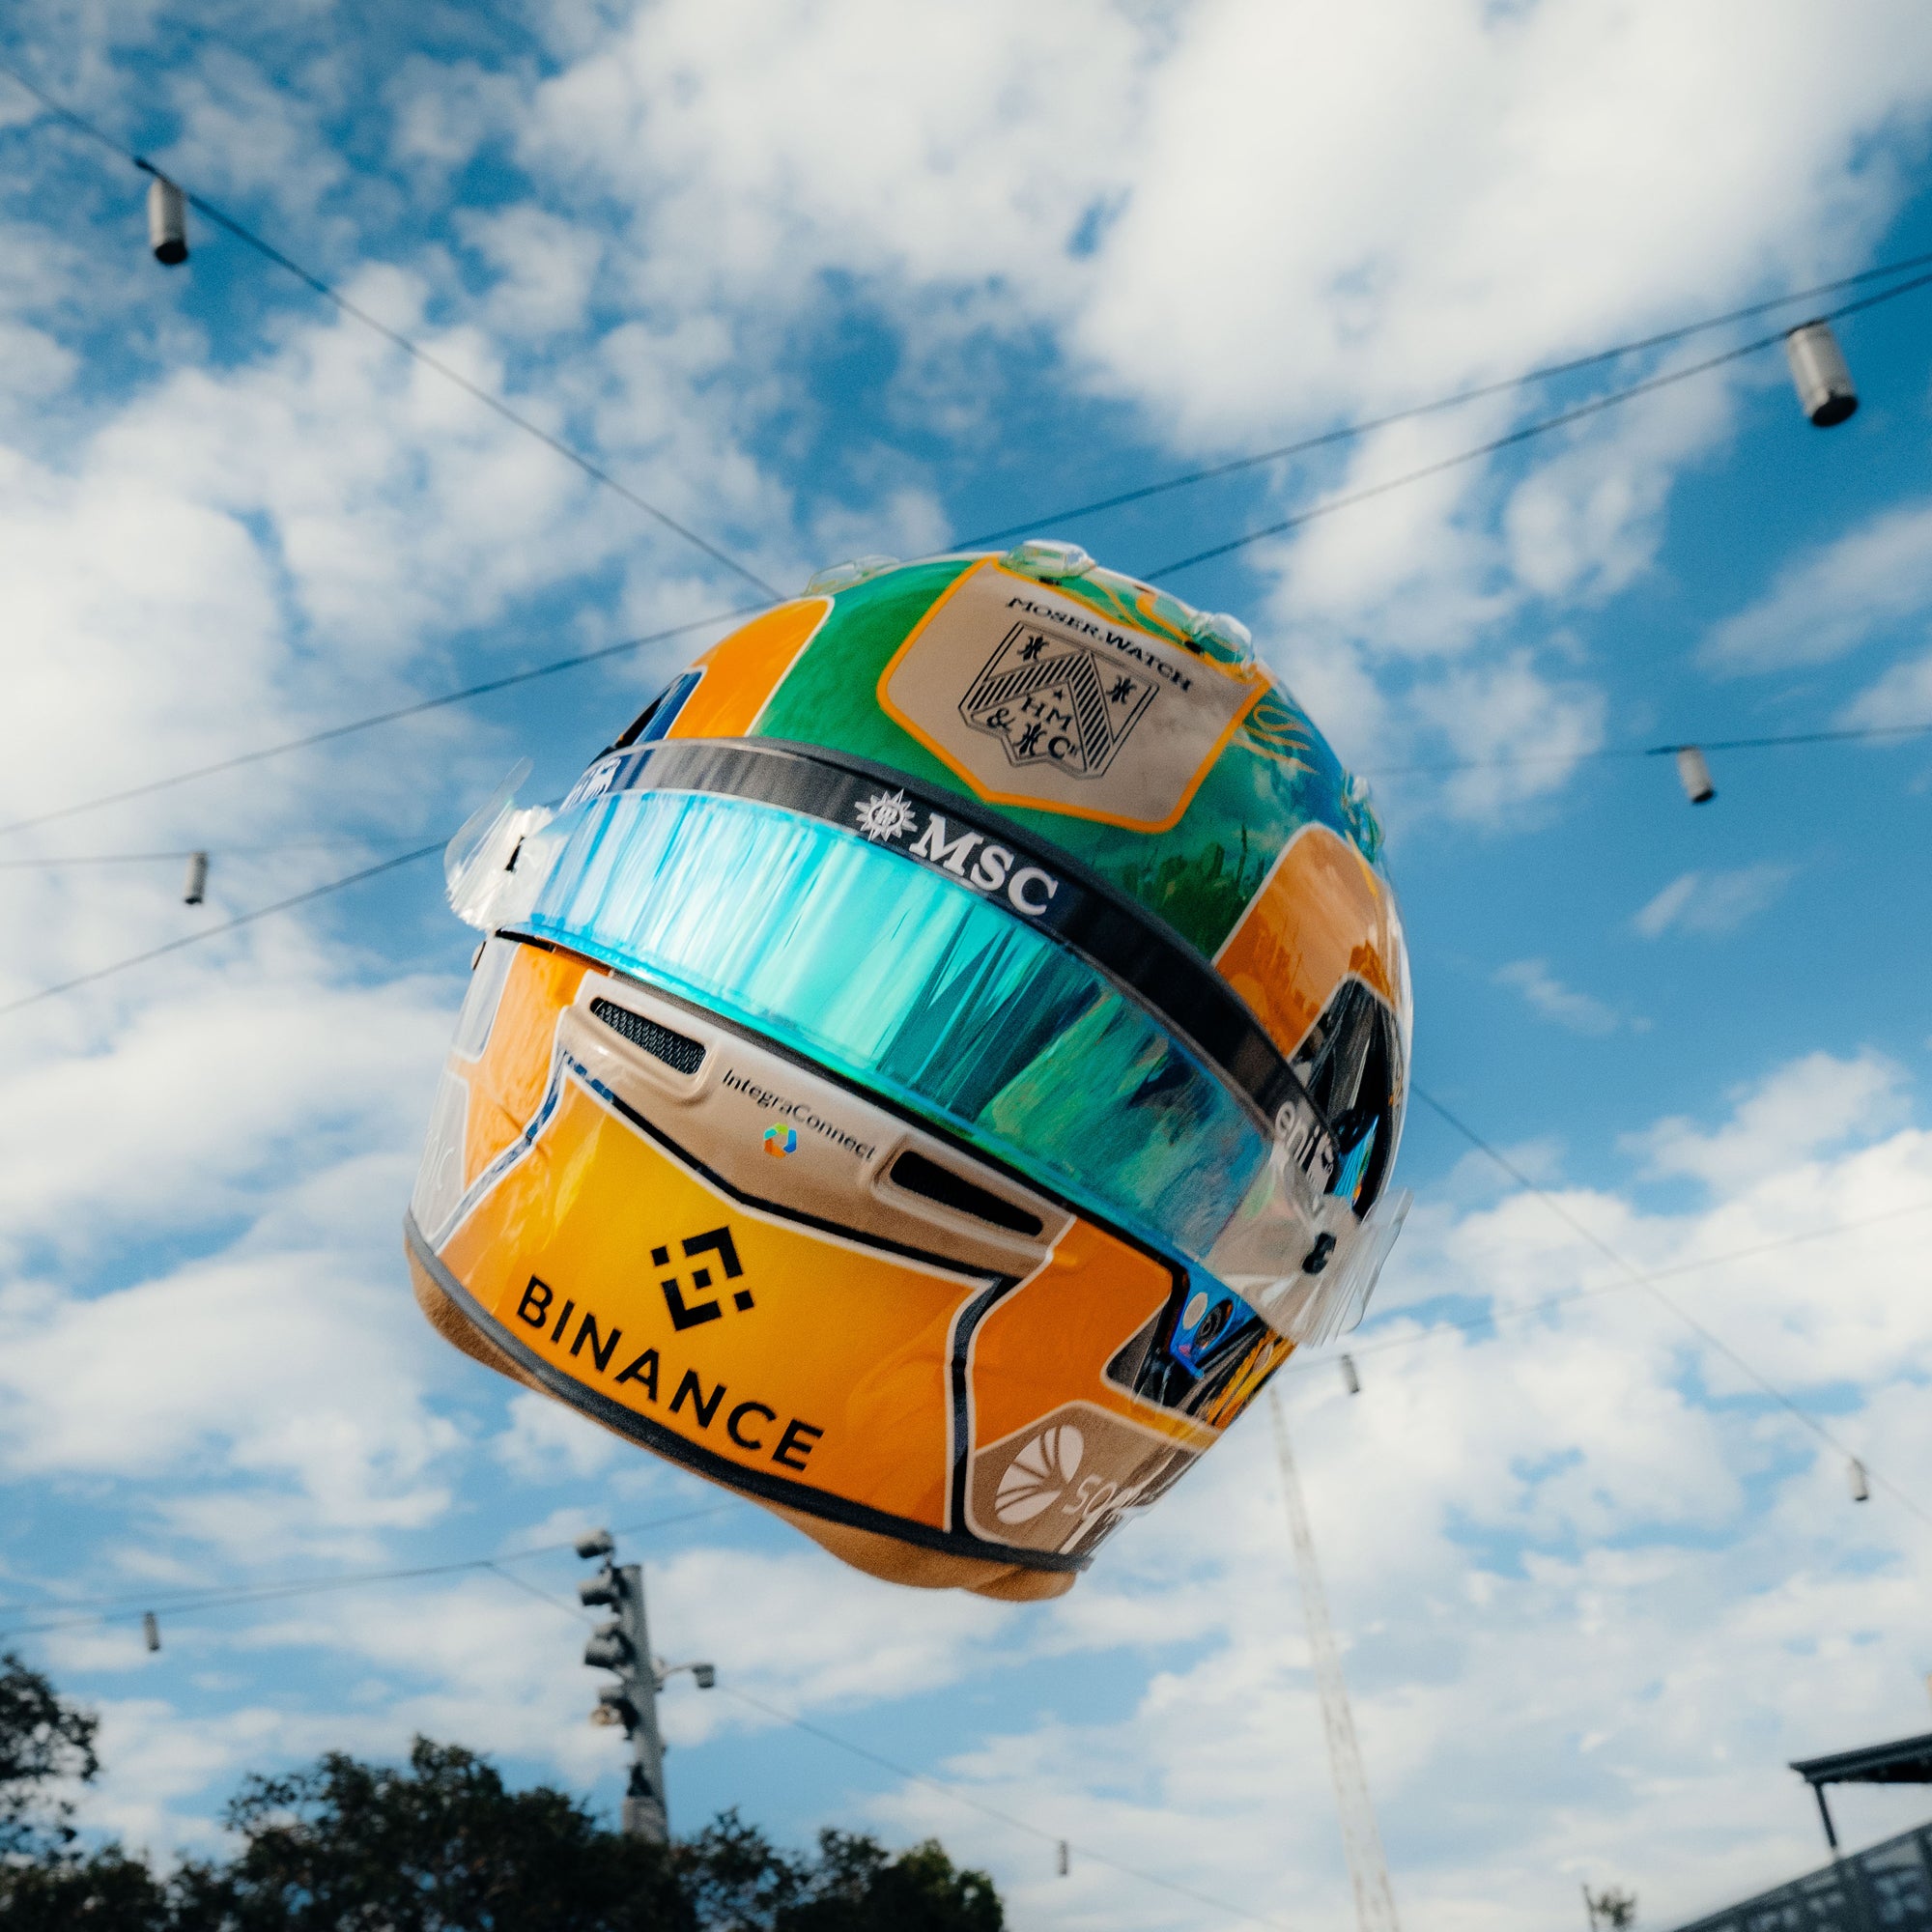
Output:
(519, 786), (1267, 1267)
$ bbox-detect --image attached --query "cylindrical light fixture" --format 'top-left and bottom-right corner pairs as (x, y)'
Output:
(1675, 747), (1716, 805)
(147, 177), (188, 266)
(1783, 321), (1857, 428)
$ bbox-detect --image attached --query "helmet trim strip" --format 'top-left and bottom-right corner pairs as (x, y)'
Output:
(554, 735), (1331, 1147)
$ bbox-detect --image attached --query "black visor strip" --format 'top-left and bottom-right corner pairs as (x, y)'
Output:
(554, 735), (1324, 1142)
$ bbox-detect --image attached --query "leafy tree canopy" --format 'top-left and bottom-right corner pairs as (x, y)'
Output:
(0, 1649), (99, 1857)
(0, 1658), (1004, 1932)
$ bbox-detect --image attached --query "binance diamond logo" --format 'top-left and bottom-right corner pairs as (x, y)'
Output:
(958, 624), (1156, 780)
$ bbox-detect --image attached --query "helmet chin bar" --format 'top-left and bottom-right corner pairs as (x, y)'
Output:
(1203, 1095), (1410, 1346)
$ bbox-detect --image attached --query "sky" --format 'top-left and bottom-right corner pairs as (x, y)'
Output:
(2, 3), (1932, 1928)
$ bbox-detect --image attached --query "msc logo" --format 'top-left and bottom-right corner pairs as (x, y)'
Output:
(849, 790), (1061, 919)
(960, 623), (1156, 781)
(652, 1226), (751, 1332)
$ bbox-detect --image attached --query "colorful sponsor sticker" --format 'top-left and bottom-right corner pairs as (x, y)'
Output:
(879, 562), (1263, 830)
(847, 790), (1062, 918)
(762, 1122), (798, 1158)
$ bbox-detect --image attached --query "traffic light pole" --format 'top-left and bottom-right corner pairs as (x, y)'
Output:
(576, 1530), (714, 1844)
(613, 1563), (668, 1842)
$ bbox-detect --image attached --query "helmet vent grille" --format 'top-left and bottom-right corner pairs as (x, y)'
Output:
(888, 1151), (1042, 1236)
(589, 998), (706, 1075)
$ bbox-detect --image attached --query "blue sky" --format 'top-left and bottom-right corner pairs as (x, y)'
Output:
(4, 4), (1932, 1928)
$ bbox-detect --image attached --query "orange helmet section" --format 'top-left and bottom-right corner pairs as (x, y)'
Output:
(406, 941), (1225, 1599)
(1213, 824), (1408, 1063)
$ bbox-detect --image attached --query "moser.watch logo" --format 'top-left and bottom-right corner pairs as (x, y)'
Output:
(959, 622), (1157, 780)
(850, 792), (1061, 918)
(878, 563), (1259, 829)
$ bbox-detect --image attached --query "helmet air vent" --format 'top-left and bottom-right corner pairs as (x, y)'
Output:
(887, 1151), (1043, 1236)
(589, 999), (706, 1075)
(1002, 538), (1093, 582)
(804, 554), (899, 595)
(1185, 611), (1255, 667)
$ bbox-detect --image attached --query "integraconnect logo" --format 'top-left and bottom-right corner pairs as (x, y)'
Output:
(762, 1123), (797, 1158)
(993, 1424), (1085, 1525)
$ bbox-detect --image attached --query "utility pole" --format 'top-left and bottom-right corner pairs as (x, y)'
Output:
(1268, 1387), (1401, 1932)
(575, 1529), (715, 1842)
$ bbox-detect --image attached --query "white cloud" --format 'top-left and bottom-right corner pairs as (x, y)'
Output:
(1494, 957), (1630, 1035)
(1703, 498), (1932, 672)
(1837, 645), (1932, 732)
(0, 1244), (459, 1535)
(493, 1391), (622, 1483)
(1632, 1050), (1908, 1192)
(12, 1042), (1932, 1932)
(1634, 864), (1795, 938)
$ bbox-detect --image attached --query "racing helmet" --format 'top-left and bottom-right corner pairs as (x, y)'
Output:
(406, 543), (1411, 1601)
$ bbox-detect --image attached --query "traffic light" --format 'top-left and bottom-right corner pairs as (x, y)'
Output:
(574, 1529), (716, 1842)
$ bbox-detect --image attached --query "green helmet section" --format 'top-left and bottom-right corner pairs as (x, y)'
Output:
(745, 554), (1384, 960)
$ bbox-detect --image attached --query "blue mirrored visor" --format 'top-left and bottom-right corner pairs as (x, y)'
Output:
(520, 787), (1269, 1267)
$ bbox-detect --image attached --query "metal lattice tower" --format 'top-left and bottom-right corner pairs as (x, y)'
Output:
(1269, 1387), (1401, 1932)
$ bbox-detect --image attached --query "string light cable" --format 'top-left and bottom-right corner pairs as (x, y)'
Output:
(1283, 1193), (1932, 1376)
(2, 699), (1923, 1024)
(953, 248), (1932, 552)
(0, 604), (763, 841)
(443, 1569), (1293, 1931)
(710, 1683), (1290, 1932)
(0, 56), (783, 602)
(1145, 264), (1932, 580)
(1408, 1085), (1932, 1534)
(0, 837), (442, 868)
(1365, 716), (1932, 781)
(0, 1508), (1289, 1928)
(15, 27), (1932, 592)
(0, 839), (444, 1020)
(0, 105), (1920, 838)
(0, 1502), (735, 1640)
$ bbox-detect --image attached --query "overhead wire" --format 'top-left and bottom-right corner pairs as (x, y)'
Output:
(1283, 1196), (1932, 1376)
(473, 1569), (1291, 1929)
(0, 98), (1920, 838)
(0, 1488), (1287, 1926)
(17, 23), (1932, 606)
(951, 248), (1932, 552)
(0, 838), (440, 867)
(1409, 1085), (1932, 1534)
(1366, 717), (1932, 780)
(0, 607), (758, 840)
(709, 1685), (1289, 1930)
(0, 1502), (736, 1639)
(1145, 266), (1932, 580)
(0, 840), (443, 1019)
(0, 57), (784, 602)
(7, 695), (1926, 1024)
